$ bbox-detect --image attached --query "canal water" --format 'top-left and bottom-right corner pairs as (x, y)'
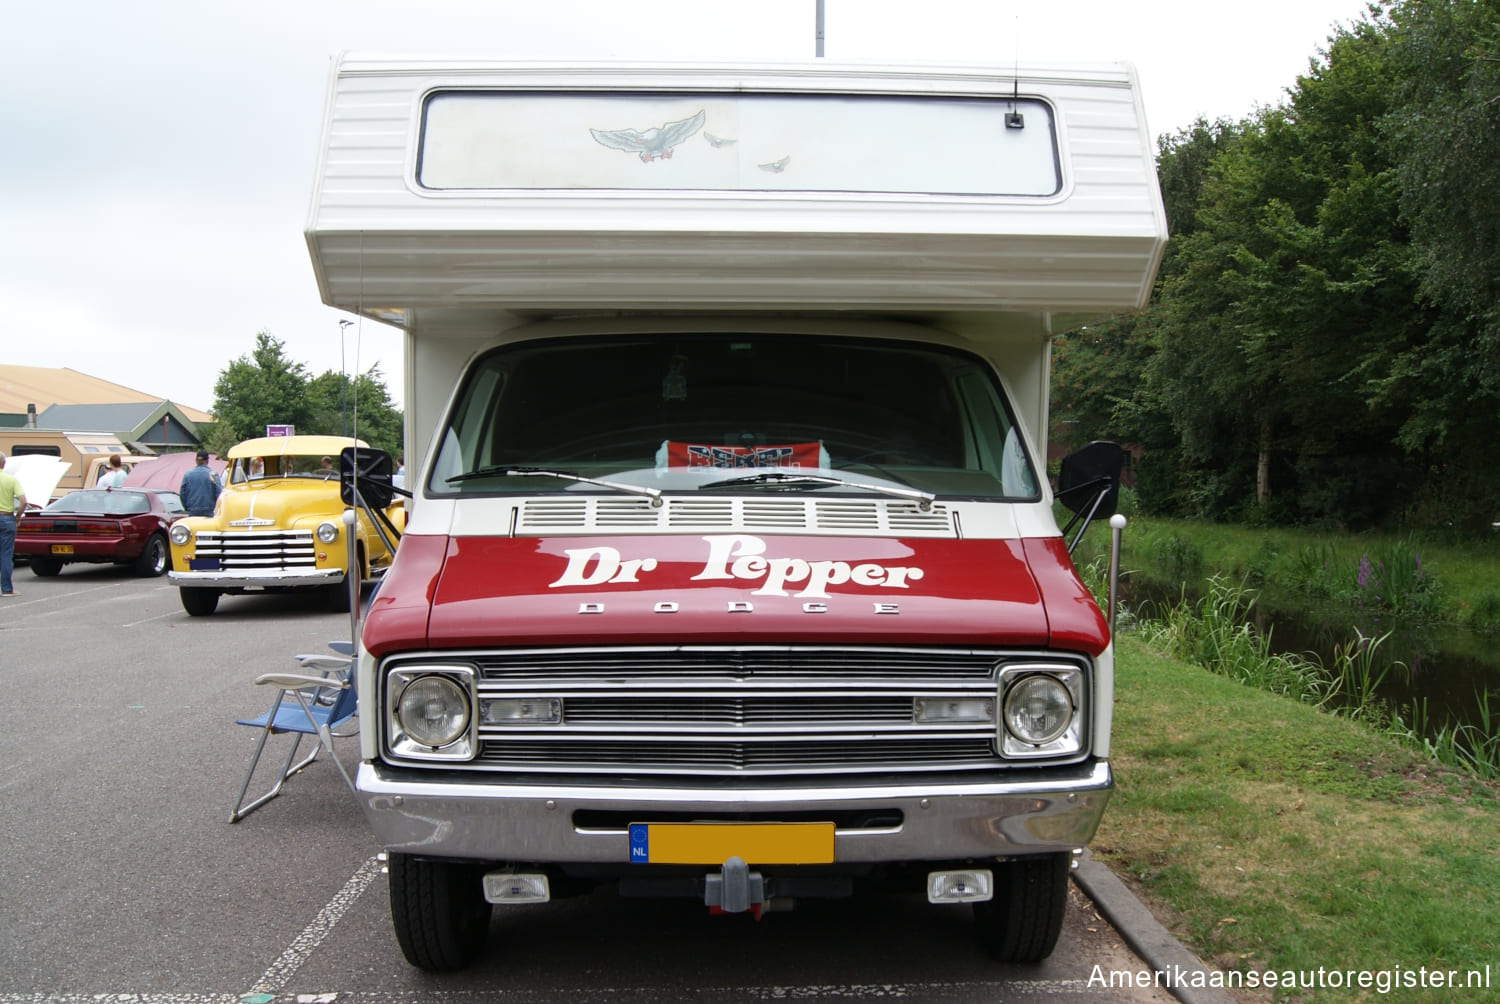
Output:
(1119, 576), (1500, 734)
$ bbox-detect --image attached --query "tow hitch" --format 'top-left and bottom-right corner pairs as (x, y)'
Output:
(705, 856), (764, 917)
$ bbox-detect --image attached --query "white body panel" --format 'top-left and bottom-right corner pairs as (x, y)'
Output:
(305, 58), (1166, 478)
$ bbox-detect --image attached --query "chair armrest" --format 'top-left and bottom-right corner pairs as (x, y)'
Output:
(255, 672), (351, 691)
(294, 654), (353, 671)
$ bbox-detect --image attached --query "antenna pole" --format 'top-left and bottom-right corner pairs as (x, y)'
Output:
(815, 0), (825, 57)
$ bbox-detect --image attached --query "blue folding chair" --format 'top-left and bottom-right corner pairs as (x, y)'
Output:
(228, 650), (358, 823)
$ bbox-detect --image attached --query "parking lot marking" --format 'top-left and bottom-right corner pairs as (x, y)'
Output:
(245, 855), (383, 997)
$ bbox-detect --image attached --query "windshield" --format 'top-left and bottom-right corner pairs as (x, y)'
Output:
(429, 333), (1039, 501)
(230, 455), (340, 483)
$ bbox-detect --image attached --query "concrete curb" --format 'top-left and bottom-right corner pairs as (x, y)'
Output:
(1071, 850), (1238, 1004)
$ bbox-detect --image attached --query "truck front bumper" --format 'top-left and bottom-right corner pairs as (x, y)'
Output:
(355, 760), (1112, 862)
(168, 568), (343, 589)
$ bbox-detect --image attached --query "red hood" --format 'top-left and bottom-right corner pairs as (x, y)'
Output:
(363, 532), (1108, 656)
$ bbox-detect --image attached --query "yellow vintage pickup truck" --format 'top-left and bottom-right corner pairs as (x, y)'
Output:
(166, 434), (404, 616)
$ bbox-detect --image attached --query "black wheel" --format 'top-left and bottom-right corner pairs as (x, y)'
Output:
(388, 853), (492, 971)
(133, 534), (169, 577)
(30, 559), (63, 577)
(179, 587), (220, 617)
(972, 853), (1071, 963)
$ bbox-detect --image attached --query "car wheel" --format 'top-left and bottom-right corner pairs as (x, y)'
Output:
(972, 852), (1070, 963)
(133, 534), (169, 577)
(388, 853), (492, 972)
(30, 559), (63, 577)
(179, 587), (220, 617)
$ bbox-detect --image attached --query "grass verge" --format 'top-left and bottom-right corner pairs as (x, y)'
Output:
(1095, 635), (1500, 1001)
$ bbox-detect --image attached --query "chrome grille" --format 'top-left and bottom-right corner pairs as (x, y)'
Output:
(382, 646), (1091, 777)
(474, 646), (1002, 682)
(190, 530), (316, 570)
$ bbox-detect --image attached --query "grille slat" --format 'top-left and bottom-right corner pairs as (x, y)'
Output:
(477, 647), (1000, 682)
(194, 531), (316, 569)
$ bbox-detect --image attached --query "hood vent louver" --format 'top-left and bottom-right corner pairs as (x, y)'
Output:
(515, 496), (955, 537)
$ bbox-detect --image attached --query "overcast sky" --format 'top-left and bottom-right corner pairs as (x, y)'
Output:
(1, 0), (1374, 416)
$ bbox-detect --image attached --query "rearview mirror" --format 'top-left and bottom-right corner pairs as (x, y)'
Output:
(339, 447), (395, 508)
(1057, 441), (1123, 518)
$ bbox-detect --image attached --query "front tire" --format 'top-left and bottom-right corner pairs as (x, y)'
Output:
(30, 559), (63, 577)
(388, 853), (492, 971)
(972, 852), (1070, 963)
(133, 534), (169, 577)
(179, 587), (220, 617)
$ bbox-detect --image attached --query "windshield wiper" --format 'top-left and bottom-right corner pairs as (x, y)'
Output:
(447, 466), (663, 507)
(699, 471), (935, 510)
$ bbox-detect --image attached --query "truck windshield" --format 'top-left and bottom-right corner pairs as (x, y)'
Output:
(430, 333), (1040, 501)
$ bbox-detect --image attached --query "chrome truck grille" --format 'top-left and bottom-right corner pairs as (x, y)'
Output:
(190, 530), (317, 570)
(381, 646), (1092, 777)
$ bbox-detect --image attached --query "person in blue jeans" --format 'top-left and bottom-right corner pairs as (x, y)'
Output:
(0, 452), (29, 597)
(178, 450), (221, 517)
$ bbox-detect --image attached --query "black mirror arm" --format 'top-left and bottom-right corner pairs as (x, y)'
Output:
(1059, 478), (1111, 555)
(351, 488), (403, 555)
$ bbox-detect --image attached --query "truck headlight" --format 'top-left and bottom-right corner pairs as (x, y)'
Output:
(170, 523), (192, 546)
(996, 663), (1086, 758)
(316, 521), (340, 543)
(387, 666), (476, 760)
(1003, 675), (1073, 745)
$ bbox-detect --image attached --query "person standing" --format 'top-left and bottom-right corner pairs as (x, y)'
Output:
(179, 450), (221, 517)
(98, 454), (127, 488)
(0, 453), (28, 597)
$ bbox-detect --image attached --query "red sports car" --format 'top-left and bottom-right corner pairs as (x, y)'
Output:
(16, 488), (185, 578)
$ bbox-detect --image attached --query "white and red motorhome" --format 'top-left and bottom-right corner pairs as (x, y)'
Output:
(304, 56), (1166, 971)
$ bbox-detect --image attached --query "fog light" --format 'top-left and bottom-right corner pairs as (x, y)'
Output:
(483, 871), (550, 904)
(480, 697), (562, 725)
(927, 869), (993, 903)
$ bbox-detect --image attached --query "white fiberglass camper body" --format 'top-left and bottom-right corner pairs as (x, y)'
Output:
(305, 56), (1166, 972)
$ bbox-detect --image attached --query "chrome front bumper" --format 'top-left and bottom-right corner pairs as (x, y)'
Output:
(168, 568), (343, 589)
(355, 760), (1112, 863)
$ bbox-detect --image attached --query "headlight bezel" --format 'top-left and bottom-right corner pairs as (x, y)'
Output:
(996, 663), (1086, 759)
(386, 665), (477, 761)
(169, 523), (192, 546)
(315, 520), (340, 544)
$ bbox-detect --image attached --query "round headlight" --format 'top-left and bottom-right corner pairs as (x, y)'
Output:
(1003, 675), (1073, 745)
(169, 523), (191, 546)
(316, 521), (340, 544)
(396, 675), (470, 748)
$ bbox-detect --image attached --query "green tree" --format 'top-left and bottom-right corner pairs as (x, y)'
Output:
(1141, 13), (1429, 527)
(1381, 0), (1500, 529)
(206, 332), (314, 453)
(304, 367), (404, 459)
(208, 332), (405, 461)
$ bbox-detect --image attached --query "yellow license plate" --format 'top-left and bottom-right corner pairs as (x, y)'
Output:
(628, 822), (835, 865)
(51, 544), (74, 555)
